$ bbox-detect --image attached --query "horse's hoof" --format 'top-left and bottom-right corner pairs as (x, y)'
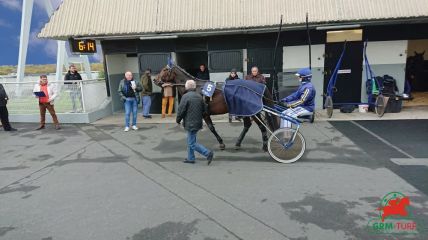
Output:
(219, 144), (226, 150)
(235, 145), (241, 150)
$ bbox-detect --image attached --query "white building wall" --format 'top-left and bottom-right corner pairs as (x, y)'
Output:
(362, 40), (407, 101)
(105, 54), (140, 111)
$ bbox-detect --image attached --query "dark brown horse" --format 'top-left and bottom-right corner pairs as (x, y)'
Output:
(155, 64), (279, 151)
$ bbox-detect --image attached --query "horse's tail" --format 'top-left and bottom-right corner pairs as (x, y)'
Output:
(263, 88), (280, 131)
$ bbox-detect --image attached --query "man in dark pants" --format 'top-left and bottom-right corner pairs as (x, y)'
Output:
(176, 80), (214, 165)
(140, 68), (153, 119)
(0, 84), (17, 131)
(64, 64), (83, 112)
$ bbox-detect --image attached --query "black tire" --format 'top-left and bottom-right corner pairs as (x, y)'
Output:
(375, 95), (386, 117)
(325, 96), (333, 118)
(268, 128), (306, 164)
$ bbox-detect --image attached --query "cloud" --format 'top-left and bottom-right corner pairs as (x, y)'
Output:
(43, 40), (58, 59)
(0, 0), (63, 13)
(29, 26), (57, 59)
(0, 19), (11, 28)
(34, 0), (62, 13)
(0, 0), (21, 11)
(90, 46), (103, 63)
(29, 28), (44, 46)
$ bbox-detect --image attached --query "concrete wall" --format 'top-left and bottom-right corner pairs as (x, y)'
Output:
(362, 40), (407, 101)
(10, 100), (113, 123)
(105, 54), (140, 112)
(283, 44), (325, 109)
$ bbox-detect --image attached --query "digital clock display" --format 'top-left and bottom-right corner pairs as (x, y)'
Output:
(69, 39), (97, 54)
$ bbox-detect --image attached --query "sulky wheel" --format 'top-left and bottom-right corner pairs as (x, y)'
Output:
(375, 95), (387, 117)
(267, 127), (306, 164)
(325, 96), (333, 118)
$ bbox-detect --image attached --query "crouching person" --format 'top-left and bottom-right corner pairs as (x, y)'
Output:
(176, 80), (214, 165)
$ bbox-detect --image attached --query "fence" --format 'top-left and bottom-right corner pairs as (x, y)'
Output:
(1, 79), (108, 114)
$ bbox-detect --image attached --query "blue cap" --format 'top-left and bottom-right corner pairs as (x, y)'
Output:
(295, 68), (312, 79)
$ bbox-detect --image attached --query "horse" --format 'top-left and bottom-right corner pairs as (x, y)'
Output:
(154, 64), (279, 151)
(406, 51), (426, 91)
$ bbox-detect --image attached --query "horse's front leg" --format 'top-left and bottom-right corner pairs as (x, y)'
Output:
(252, 114), (268, 152)
(235, 117), (252, 150)
(203, 114), (225, 150)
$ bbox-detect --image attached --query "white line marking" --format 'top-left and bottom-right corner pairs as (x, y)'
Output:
(350, 121), (415, 159)
(390, 158), (428, 166)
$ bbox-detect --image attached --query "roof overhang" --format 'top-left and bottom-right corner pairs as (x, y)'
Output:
(63, 17), (428, 41)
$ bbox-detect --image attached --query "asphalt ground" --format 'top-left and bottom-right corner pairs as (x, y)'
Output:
(0, 120), (427, 240)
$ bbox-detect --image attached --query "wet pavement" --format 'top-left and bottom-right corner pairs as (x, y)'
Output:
(0, 120), (427, 240)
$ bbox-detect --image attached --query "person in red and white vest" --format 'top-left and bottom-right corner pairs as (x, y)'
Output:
(33, 75), (61, 130)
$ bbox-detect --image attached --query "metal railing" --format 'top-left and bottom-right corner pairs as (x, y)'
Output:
(1, 79), (108, 114)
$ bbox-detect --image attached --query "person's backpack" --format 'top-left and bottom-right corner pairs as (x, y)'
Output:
(381, 75), (399, 96)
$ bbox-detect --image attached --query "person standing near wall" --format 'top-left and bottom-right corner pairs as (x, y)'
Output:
(64, 64), (83, 113)
(0, 83), (17, 131)
(196, 64), (210, 80)
(161, 81), (175, 118)
(118, 71), (143, 132)
(176, 80), (214, 165)
(245, 66), (266, 84)
(225, 68), (239, 81)
(140, 68), (153, 119)
(225, 68), (242, 123)
(33, 75), (61, 130)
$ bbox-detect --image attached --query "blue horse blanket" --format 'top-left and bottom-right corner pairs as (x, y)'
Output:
(223, 79), (266, 116)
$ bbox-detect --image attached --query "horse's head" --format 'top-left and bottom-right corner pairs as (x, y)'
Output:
(154, 65), (177, 87)
(414, 51), (425, 61)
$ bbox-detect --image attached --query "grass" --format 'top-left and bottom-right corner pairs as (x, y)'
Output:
(0, 63), (104, 76)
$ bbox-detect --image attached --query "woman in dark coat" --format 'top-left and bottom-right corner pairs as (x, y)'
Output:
(225, 69), (242, 122)
(225, 68), (239, 81)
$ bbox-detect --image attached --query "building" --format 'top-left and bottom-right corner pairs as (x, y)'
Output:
(39, 0), (428, 113)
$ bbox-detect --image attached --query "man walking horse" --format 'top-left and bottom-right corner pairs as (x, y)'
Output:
(155, 63), (279, 152)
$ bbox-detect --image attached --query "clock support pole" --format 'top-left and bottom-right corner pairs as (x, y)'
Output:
(16, 0), (92, 89)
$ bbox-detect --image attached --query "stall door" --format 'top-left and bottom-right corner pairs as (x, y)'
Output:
(323, 42), (363, 106)
(139, 53), (171, 114)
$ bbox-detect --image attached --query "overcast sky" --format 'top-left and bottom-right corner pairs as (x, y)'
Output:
(0, 0), (102, 66)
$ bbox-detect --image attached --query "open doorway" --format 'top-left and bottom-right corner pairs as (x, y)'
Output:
(175, 51), (208, 76)
(175, 51), (208, 103)
(406, 40), (428, 106)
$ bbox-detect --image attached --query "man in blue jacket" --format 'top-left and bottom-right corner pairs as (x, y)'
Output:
(280, 68), (316, 128)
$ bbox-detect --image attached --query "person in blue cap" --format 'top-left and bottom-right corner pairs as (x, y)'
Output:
(280, 68), (316, 128)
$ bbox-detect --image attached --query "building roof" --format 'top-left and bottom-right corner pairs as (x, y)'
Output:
(39, 0), (428, 39)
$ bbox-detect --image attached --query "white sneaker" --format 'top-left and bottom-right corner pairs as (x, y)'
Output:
(124, 127), (130, 132)
(132, 125), (138, 130)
